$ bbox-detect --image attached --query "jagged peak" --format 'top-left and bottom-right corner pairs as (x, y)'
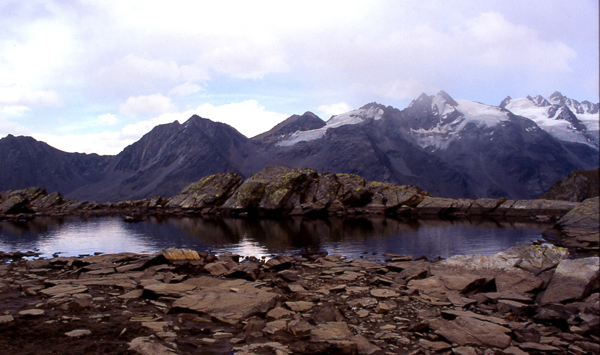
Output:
(499, 96), (512, 108)
(548, 91), (566, 105)
(433, 91), (459, 107)
(409, 93), (433, 107)
(360, 102), (386, 110)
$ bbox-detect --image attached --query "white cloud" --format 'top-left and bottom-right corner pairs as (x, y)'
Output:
(195, 100), (289, 137)
(32, 131), (130, 155)
(317, 102), (353, 118)
(119, 94), (178, 118)
(1, 1), (596, 154)
(1, 106), (30, 116)
(0, 116), (29, 137)
(0, 86), (63, 107)
(168, 82), (204, 97)
(98, 113), (118, 125)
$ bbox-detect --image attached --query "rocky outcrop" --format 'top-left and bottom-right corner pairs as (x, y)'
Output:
(543, 197), (600, 252)
(0, 166), (589, 222)
(167, 167), (584, 219)
(0, 245), (598, 354)
(0, 187), (64, 214)
(539, 166), (600, 202)
(164, 166), (431, 217)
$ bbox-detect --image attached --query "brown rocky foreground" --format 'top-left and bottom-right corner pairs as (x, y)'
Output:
(0, 244), (598, 355)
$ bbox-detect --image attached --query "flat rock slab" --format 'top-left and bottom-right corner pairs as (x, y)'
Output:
(495, 269), (543, 293)
(441, 309), (509, 326)
(439, 274), (486, 292)
(0, 315), (14, 323)
(172, 281), (279, 325)
(40, 284), (88, 297)
(540, 257), (599, 305)
(65, 329), (92, 337)
(143, 282), (197, 298)
(19, 309), (45, 317)
(370, 289), (398, 298)
(434, 315), (512, 349)
(482, 290), (534, 303)
(285, 301), (314, 312)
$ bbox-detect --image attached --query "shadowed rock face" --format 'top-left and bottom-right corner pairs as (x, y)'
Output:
(542, 197), (600, 252)
(539, 167), (599, 202)
(0, 166), (585, 222)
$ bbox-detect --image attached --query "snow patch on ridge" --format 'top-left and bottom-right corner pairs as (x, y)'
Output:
(411, 99), (508, 150)
(276, 106), (384, 147)
(505, 97), (599, 148)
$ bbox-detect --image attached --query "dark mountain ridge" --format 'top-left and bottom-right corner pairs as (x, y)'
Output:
(1, 92), (598, 203)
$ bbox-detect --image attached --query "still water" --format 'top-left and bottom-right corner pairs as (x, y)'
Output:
(0, 216), (553, 261)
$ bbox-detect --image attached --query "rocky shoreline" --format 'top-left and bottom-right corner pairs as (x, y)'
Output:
(1, 166), (598, 354)
(0, 244), (598, 355)
(2, 166), (597, 253)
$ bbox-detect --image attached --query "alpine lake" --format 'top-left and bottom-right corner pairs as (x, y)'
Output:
(0, 215), (554, 261)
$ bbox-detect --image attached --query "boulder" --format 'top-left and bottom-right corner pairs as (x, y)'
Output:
(223, 166), (317, 210)
(539, 167), (600, 202)
(440, 245), (568, 274)
(0, 187), (47, 214)
(540, 257), (600, 305)
(546, 196), (600, 250)
(166, 172), (242, 208)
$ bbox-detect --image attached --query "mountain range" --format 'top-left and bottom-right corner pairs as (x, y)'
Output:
(1, 91), (598, 203)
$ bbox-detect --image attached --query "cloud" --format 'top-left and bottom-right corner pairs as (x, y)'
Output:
(317, 102), (353, 118)
(195, 100), (289, 137)
(0, 86), (63, 107)
(168, 82), (204, 97)
(98, 113), (118, 125)
(32, 131), (129, 155)
(119, 94), (178, 118)
(0, 116), (29, 137)
(1, 1), (596, 155)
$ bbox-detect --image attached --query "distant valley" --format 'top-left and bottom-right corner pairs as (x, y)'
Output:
(1, 91), (598, 203)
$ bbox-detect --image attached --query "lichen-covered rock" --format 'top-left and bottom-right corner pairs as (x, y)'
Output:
(365, 182), (428, 211)
(544, 197), (600, 251)
(335, 173), (370, 206)
(222, 166), (317, 210)
(166, 172), (242, 209)
(0, 187), (61, 214)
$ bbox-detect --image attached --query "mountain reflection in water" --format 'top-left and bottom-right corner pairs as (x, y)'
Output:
(0, 216), (553, 260)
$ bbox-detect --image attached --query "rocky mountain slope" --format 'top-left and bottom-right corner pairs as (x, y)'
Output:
(539, 167), (600, 202)
(0, 134), (111, 195)
(1, 92), (597, 202)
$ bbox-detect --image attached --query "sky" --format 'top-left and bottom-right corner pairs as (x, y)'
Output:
(1, 0), (598, 155)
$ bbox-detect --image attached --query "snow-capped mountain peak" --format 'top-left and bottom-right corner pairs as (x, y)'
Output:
(503, 93), (599, 148)
(275, 105), (384, 147)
